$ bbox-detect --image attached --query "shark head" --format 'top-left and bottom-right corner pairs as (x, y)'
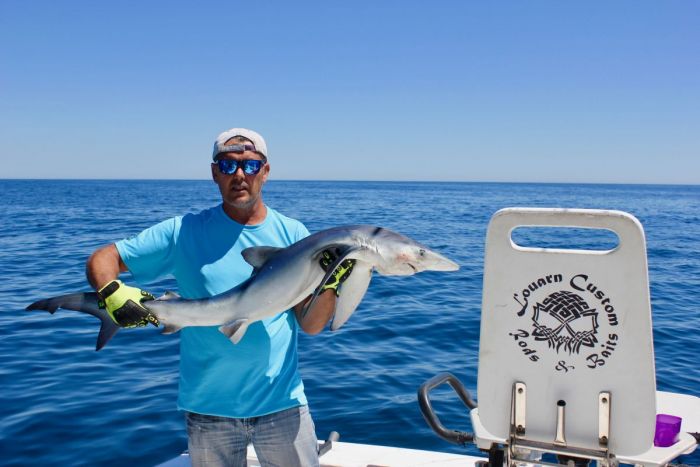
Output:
(363, 227), (460, 276)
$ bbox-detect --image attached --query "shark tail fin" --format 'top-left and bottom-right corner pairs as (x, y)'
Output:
(218, 319), (250, 344)
(26, 292), (120, 351)
(96, 317), (120, 351)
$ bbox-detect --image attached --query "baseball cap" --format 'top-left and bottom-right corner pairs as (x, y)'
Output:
(212, 128), (268, 161)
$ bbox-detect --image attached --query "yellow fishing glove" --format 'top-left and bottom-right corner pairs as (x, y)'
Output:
(319, 249), (355, 296)
(98, 280), (158, 328)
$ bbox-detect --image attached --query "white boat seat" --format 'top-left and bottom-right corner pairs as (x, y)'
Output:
(472, 208), (657, 459)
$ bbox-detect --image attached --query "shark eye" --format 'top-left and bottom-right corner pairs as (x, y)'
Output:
(419, 249), (426, 256)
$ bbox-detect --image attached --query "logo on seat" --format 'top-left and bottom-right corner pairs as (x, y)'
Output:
(532, 291), (599, 354)
(509, 273), (620, 372)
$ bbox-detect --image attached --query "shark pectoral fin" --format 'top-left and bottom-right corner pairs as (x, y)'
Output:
(26, 292), (121, 351)
(332, 263), (373, 331)
(302, 247), (361, 318)
(161, 323), (184, 335)
(219, 319), (250, 344)
(241, 246), (285, 271)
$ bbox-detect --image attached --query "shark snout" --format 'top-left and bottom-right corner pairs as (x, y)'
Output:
(394, 247), (460, 273)
(423, 250), (460, 271)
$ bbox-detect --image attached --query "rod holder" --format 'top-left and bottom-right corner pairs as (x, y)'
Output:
(554, 400), (567, 445)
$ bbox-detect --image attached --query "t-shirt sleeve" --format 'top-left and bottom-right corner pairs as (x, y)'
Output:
(295, 221), (310, 242)
(115, 217), (180, 284)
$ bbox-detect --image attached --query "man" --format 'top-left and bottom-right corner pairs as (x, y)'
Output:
(86, 128), (353, 466)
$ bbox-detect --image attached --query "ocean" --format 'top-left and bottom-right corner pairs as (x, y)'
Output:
(1, 180), (698, 466)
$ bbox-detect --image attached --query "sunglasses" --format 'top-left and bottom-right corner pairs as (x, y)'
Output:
(215, 159), (266, 175)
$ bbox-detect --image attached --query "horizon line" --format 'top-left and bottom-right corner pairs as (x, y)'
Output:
(1, 178), (698, 187)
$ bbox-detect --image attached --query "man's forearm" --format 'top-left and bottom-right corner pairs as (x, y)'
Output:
(86, 244), (127, 290)
(294, 291), (336, 335)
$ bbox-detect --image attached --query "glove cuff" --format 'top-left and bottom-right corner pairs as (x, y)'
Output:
(321, 282), (340, 293)
(98, 280), (123, 300)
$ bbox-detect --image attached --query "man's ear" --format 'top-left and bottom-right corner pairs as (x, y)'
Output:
(260, 162), (270, 184)
(211, 163), (217, 182)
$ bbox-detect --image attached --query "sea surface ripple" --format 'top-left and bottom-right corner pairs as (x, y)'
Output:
(1, 180), (698, 466)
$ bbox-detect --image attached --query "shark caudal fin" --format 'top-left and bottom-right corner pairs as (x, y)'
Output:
(26, 292), (120, 351)
(219, 319), (251, 344)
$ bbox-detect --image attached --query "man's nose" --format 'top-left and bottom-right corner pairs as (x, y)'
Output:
(232, 166), (246, 178)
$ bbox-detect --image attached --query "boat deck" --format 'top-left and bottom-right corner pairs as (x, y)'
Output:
(157, 441), (485, 467)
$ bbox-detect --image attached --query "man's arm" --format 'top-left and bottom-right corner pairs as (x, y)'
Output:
(86, 244), (157, 328)
(86, 244), (128, 289)
(294, 291), (337, 335)
(294, 249), (356, 334)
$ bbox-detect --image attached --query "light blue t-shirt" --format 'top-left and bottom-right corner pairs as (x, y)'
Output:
(116, 204), (310, 418)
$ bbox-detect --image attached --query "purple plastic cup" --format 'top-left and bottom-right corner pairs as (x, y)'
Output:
(654, 414), (682, 447)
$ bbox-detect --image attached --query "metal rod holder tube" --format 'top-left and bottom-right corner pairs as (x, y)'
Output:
(554, 400), (567, 445)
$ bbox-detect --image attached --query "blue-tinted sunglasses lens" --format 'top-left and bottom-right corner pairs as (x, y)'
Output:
(217, 159), (263, 175)
(243, 160), (263, 174)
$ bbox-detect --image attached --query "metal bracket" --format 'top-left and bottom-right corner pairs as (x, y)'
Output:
(599, 392), (611, 446)
(511, 382), (527, 436)
(505, 383), (618, 467)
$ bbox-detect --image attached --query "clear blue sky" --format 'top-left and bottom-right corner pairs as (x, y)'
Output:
(1, 1), (698, 183)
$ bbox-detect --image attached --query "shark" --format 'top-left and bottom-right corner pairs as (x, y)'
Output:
(26, 225), (460, 350)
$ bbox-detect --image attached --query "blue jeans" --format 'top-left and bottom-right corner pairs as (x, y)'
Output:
(185, 405), (319, 467)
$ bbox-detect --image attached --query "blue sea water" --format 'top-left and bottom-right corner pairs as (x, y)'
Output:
(1, 180), (699, 466)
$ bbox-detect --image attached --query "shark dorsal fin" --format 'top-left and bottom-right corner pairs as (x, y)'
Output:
(241, 246), (285, 270)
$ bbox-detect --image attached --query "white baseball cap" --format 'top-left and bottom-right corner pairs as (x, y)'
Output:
(212, 128), (268, 160)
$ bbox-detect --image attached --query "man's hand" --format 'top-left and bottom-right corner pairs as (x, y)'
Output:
(97, 280), (158, 328)
(319, 249), (355, 296)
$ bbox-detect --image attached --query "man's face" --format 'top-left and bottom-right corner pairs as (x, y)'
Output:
(211, 144), (269, 211)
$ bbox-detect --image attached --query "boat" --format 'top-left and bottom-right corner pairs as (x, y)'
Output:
(159, 208), (699, 467)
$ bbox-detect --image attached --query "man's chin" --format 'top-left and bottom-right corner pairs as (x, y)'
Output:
(225, 195), (256, 210)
